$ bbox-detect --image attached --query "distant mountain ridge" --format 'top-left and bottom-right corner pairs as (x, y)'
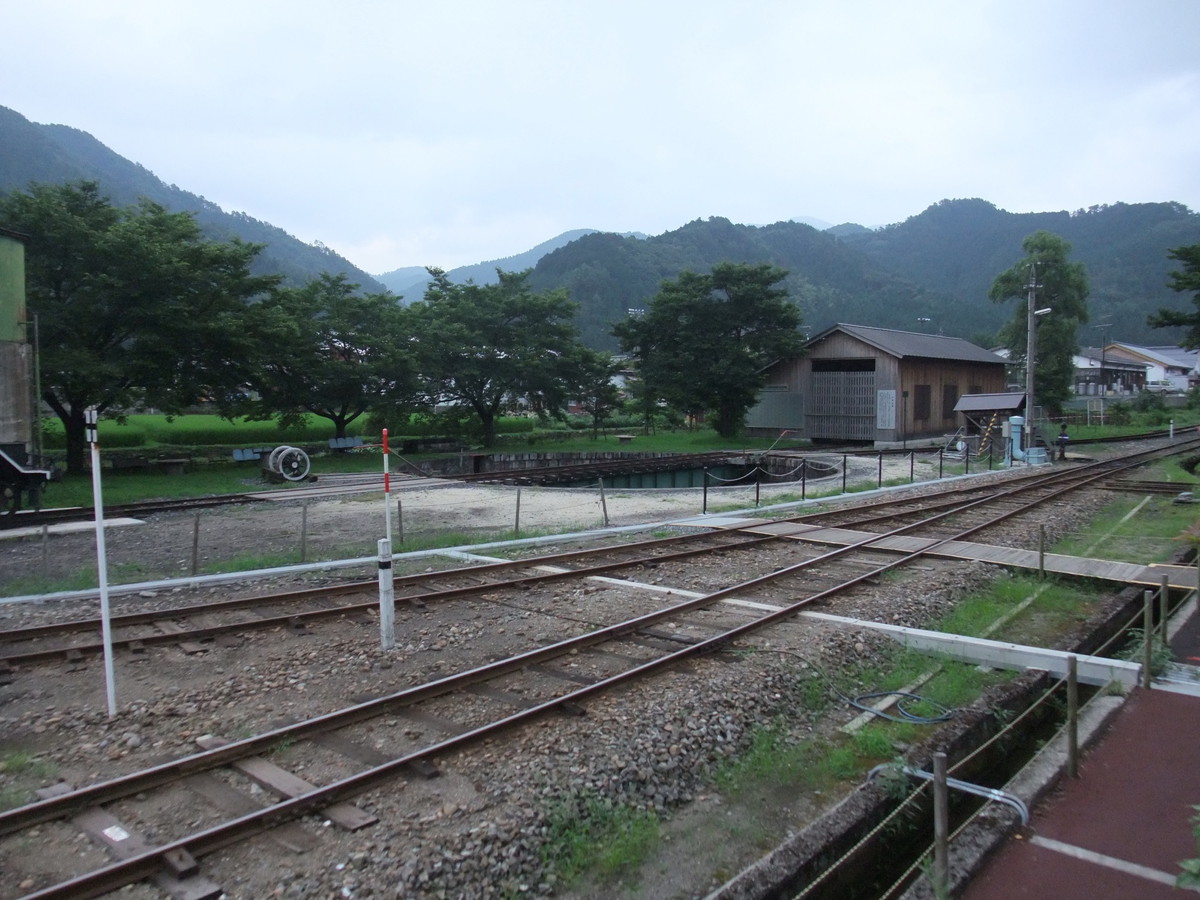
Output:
(376, 229), (602, 299)
(526, 203), (1200, 350)
(0, 105), (384, 289)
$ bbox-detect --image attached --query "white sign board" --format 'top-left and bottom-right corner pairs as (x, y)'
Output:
(877, 389), (897, 430)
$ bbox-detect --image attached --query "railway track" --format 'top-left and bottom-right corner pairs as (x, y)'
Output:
(4, 427), (1188, 532)
(1, 438), (1194, 898)
(2, 440), (1192, 672)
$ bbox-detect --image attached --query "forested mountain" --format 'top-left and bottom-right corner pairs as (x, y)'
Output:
(528, 202), (1200, 350)
(0, 105), (383, 290)
(840, 198), (1200, 346)
(527, 216), (971, 349)
(377, 229), (600, 299)
(4, 103), (1197, 351)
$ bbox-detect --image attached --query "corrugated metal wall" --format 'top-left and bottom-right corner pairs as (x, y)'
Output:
(808, 370), (876, 440)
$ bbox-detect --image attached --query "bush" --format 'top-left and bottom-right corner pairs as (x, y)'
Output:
(1105, 402), (1133, 426)
(40, 415), (369, 450)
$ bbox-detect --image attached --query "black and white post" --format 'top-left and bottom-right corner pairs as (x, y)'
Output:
(87, 406), (118, 717)
(378, 538), (395, 651)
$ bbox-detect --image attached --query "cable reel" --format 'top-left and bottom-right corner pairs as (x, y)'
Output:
(265, 445), (311, 482)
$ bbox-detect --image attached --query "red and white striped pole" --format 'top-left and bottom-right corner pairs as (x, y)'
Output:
(382, 428), (392, 547)
(87, 406), (118, 718)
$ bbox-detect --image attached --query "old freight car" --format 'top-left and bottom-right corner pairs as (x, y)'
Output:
(0, 227), (50, 514)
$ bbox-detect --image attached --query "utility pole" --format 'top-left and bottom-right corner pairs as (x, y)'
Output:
(1025, 263), (1053, 451)
(1025, 262), (1038, 441)
(1094, 319), (1112, 399)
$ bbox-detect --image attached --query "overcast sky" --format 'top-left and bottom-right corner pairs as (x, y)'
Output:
(7, 1), (1200, 275)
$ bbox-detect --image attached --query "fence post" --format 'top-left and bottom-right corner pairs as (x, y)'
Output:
(300, 501), (309, 563)
(397, 499), (403, 545)
(1143, 590), (1154, 689)
(939, 448), (944, 479)
(1067, 654), (1079, 778)
(801, 459), (807, 501)
(842, 454), (848, 494)
(933, 752), (949, 896)
(1160, 574), (1171, 642)
(191, 513), (201, 576)
(515, 487), (522, 537)
(909, 451), (915, 483)
(877, 452), (883, 489)
(703, 468), (709, 514)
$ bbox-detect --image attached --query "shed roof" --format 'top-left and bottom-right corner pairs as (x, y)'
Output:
(954, 392), (1026, 413)
(809, 323), (1007, 365)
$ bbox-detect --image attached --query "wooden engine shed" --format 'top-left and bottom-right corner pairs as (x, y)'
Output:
(747, 323), (1009, 445)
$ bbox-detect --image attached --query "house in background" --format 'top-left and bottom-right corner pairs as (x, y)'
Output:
(1101, 342), (1199, 392)
(1074, 348), (1148, 396)
(746, 323), (1008, 445)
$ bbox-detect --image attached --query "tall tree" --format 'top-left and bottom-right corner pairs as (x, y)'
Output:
(1148, 244), (1200, 347)
(573, 348), (623, 438)
(613, 262), (804, 438)
(989, 231), (1089, 416)
(244, 273), (416, 439)
(411, 268), (584, 446)
(0, 181), (277, 473)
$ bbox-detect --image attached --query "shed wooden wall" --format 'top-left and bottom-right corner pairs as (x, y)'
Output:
(749, 333), (1007, 443)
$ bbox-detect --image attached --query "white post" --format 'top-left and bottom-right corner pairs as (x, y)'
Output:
(382, 428), (393, 546)
(377, 538), (395, 651)
(86, 407), (118, 718)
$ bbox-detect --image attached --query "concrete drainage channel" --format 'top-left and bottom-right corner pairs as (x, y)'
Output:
(705, 573), (1187, 900)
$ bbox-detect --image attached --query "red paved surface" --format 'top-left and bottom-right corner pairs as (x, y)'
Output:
(962, 687), (1200, 899)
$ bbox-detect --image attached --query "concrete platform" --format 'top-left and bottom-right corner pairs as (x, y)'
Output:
(743, 521), (1199, 592)
(0, 517), (144, 541)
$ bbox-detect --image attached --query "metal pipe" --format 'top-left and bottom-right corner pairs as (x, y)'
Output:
(867, 762), (1030, 825)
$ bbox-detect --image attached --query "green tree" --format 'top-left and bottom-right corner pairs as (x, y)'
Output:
(0, 181), (277, 473)
(1148, 244), (1200, 346)
(989, 231), (1089, 416)
(612, 262), (804, 438)
(573, 348), (623, 438)
(410, 268), (584, 447)
(244, 273), (416, 439)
